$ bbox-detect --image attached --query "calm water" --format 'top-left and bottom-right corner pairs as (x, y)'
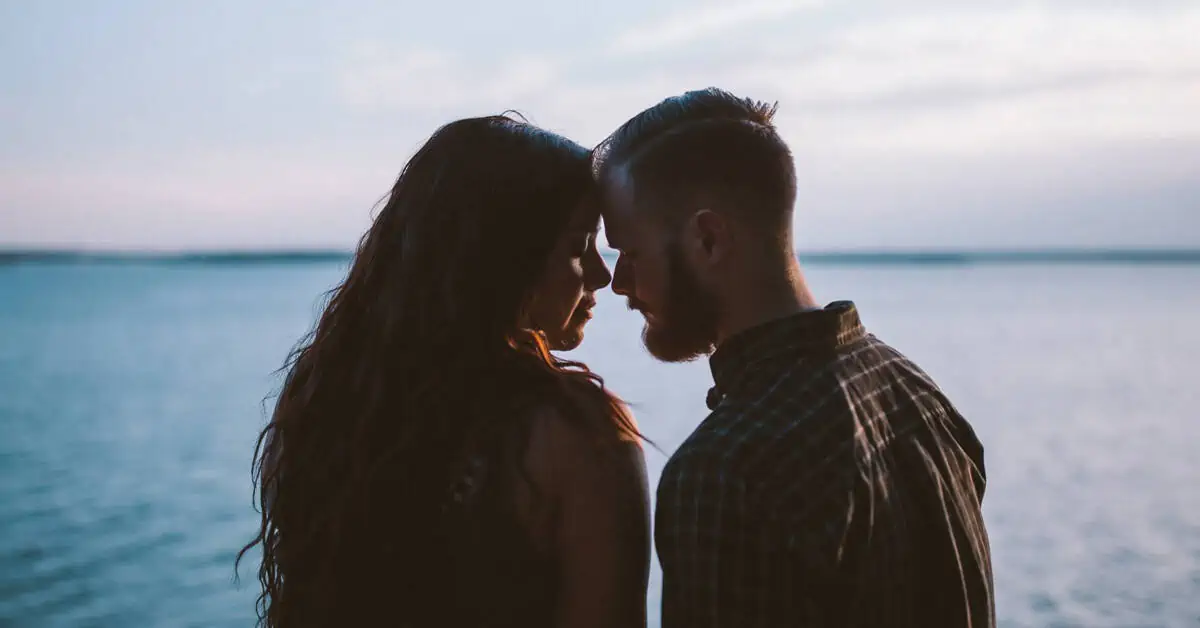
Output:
(1, 261), (1198, 627)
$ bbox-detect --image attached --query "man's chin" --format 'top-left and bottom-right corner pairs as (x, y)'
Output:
(642, 322), (712, 364)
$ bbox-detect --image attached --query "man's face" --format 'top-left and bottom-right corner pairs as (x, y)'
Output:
(601, 169), (721, 363)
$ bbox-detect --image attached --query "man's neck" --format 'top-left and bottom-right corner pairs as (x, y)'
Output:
(715, 260), (820, 347)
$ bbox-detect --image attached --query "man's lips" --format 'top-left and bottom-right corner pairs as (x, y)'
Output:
(627, 300), (655, 321)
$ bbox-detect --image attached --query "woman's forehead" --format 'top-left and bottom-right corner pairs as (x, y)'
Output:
(567, 195), (602, 230)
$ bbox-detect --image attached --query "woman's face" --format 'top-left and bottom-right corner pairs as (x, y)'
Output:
(526, 198), (612, 351)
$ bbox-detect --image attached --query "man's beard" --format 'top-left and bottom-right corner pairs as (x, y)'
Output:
(641, 242), (721, 363)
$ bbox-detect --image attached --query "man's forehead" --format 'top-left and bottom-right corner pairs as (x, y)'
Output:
(599, 164), (638, 220)
(598, 187), (631, 245)
(599, 206), (627, 244)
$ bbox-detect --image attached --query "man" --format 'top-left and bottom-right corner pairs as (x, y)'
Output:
(595, 88), (995, 627)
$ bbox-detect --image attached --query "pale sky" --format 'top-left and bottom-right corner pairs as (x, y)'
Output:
(2, 0), (1198, 251)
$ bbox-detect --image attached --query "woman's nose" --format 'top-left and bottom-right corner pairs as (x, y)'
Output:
(585, 249), (612, 291)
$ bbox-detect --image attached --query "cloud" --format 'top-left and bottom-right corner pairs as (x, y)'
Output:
(337, 43), (560, 113)
(0, 151), (395, 250)
(607, 0), (825, 55)
(788, 137), (1200, 249)
(336, 3), (1200, 154)
(779, 6), (1200, 109)
(595, 4), (1200, 154)
(5, 1), (1197, 249)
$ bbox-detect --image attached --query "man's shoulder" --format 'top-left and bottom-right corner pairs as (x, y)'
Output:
(713, 333), (943, 413)
(659, 336), (963, 488)
(659, 412), (738, 478)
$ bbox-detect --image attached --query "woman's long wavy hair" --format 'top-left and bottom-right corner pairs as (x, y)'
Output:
(237, 115), (638, 627)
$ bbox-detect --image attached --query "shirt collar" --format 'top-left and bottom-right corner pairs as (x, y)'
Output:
(706, 301), (867, 408)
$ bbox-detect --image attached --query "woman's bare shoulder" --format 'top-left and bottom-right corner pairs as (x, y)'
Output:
(521, 401), (651, 627)
(521, 401), (645, 490)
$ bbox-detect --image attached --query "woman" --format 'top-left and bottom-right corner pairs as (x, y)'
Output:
(239, 115), (650, 627)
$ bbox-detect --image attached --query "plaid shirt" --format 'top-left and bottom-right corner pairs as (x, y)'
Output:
(656, 301), (995, 627)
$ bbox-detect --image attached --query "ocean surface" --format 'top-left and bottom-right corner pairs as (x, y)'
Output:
(1, 258), (1198, 627)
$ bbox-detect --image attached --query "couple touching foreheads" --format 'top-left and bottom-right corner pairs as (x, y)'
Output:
(241, 88), (995, 627)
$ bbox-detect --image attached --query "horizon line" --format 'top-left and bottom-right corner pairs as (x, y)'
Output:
(2, 247), (1199, 266)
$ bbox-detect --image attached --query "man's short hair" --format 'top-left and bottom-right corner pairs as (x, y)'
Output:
(593, 87), (796, 235)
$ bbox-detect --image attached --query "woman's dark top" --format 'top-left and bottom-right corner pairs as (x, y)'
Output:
(438, 430), (558, 628)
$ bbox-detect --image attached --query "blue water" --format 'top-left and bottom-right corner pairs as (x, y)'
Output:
(2, 261), (1198, 627)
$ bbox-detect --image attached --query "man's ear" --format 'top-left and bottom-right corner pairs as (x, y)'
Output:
(687, 209), (730, 267)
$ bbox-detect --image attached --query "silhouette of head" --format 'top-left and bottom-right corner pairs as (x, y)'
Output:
(595, 87), (797, 362)
(240, 114), (631, 626)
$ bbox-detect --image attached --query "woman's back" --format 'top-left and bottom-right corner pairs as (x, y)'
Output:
(443, 372), (648, 627)
(272, 370), (646, 627)
(442, 412), (560, 626)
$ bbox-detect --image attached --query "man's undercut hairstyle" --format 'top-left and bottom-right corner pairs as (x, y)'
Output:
(593, 87), (797, 238)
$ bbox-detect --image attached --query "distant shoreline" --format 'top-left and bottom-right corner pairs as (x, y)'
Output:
(3, 248), (1199, 266)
